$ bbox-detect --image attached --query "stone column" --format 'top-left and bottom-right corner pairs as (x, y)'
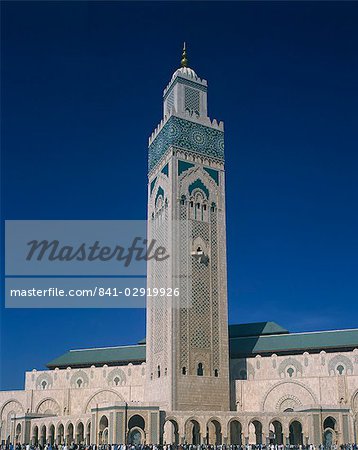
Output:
(109, 412), (114, 444)
(283, 423), (290, 447)
(310, 413), (321, 446)
(114, 411), (125, 444)
(150, 411), (159, 444)
(200, 432), (205, 445)
(40, 430), (46, 447)
(90, 413), (96, 445)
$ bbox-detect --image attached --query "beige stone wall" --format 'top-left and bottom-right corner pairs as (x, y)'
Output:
(231, 349), (358, 413)
(0, 363), (146, 442)
(1, 346), (357, 444)
(175, 375), (230, 411)
(24, 363), (146, 394)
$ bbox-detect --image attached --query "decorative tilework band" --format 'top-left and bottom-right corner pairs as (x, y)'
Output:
(148, 116), (224, 172)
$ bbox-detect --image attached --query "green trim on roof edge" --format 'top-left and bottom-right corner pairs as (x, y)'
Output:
(229, 321), (288, 338)
(47, 344), (146, 369)
(229, 328), (358, 358)
(46, 325), (358, 369)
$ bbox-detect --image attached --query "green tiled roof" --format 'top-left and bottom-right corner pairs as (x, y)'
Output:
(229, 321), (288, 338)
(46, 323), (358, 369)
(47, 344), (146, 369)
(135, 322), (288, 346)
(229, 328), (358, 358)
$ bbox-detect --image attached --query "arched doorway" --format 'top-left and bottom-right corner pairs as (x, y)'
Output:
(323, 417), (337, 431)
(15, 424), (22, 444)
(76, 422), (84, 444)
(323, 417), (337, 449)
(128, 415), (145, 444)
(207, 419), (222, 445)
(323, 430), (334, 449)
(99, 415), (109, 445)
(164, 420), (179, 445)
(32, 426), (39, 445)
(48, 424), (55, 445)
(86, 422), (91, 445)
(289, 421), (303, 445)
(269, 420), (283, 445)
(128, 427), (144, 445)
(67, 423), (74, 445)
(229, 420), (242, 445)
(40, 425), (46, 446)
(185, 419), (201, 445)
(57, 424), (64, 445)
(249, 420), (262, 444)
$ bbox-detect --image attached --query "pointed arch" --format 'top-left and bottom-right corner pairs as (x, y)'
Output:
(0, 399), (24, 420)
(262, 380), (318, 411)
(351, 389), (358, 412)
(35, 398), (60, 415)
(180, 165), (220, 201)
(84, 389), (124, 413)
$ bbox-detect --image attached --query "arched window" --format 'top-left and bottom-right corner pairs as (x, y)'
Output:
(180, 195), (186, 205)
(76, 378), (83, 388)
(197, 363), (204, 376)
(157, 365), (161, 378)
(114, 377), (120, 386)
(41, 380), (48, 390)
(324, 417), (336, 430)
(289, 421), (303, 445)
(336, 365), (345, 375)
(182, 367), (187, 375)
(287, 367), (295, 378)
(128, 414), (145, 432)
(214, 369), (219, 377)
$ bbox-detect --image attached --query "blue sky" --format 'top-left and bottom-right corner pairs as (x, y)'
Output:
(1, 1), (357, 390)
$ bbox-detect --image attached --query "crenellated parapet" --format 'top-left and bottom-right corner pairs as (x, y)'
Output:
(149, 108), (224, 146)
(163, 69), (208, 98)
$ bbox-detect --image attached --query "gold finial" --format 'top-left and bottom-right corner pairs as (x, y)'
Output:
(181, 42), (188, 68)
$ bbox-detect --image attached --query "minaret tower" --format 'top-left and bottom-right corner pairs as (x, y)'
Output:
(146, 45), (229, 411)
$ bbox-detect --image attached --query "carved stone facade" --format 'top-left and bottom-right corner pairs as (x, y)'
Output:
(146, 62), (229, 413)
(1, 54), (357, 447)
(1, 349), (358, 446)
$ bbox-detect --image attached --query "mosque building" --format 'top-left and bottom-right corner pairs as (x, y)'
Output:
(1, 45), (358, 447)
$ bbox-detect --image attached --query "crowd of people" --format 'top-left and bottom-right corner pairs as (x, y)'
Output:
(2, 443), (358, 450)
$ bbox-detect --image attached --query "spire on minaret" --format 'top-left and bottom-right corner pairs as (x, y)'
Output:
(180, 42), (188, 68)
